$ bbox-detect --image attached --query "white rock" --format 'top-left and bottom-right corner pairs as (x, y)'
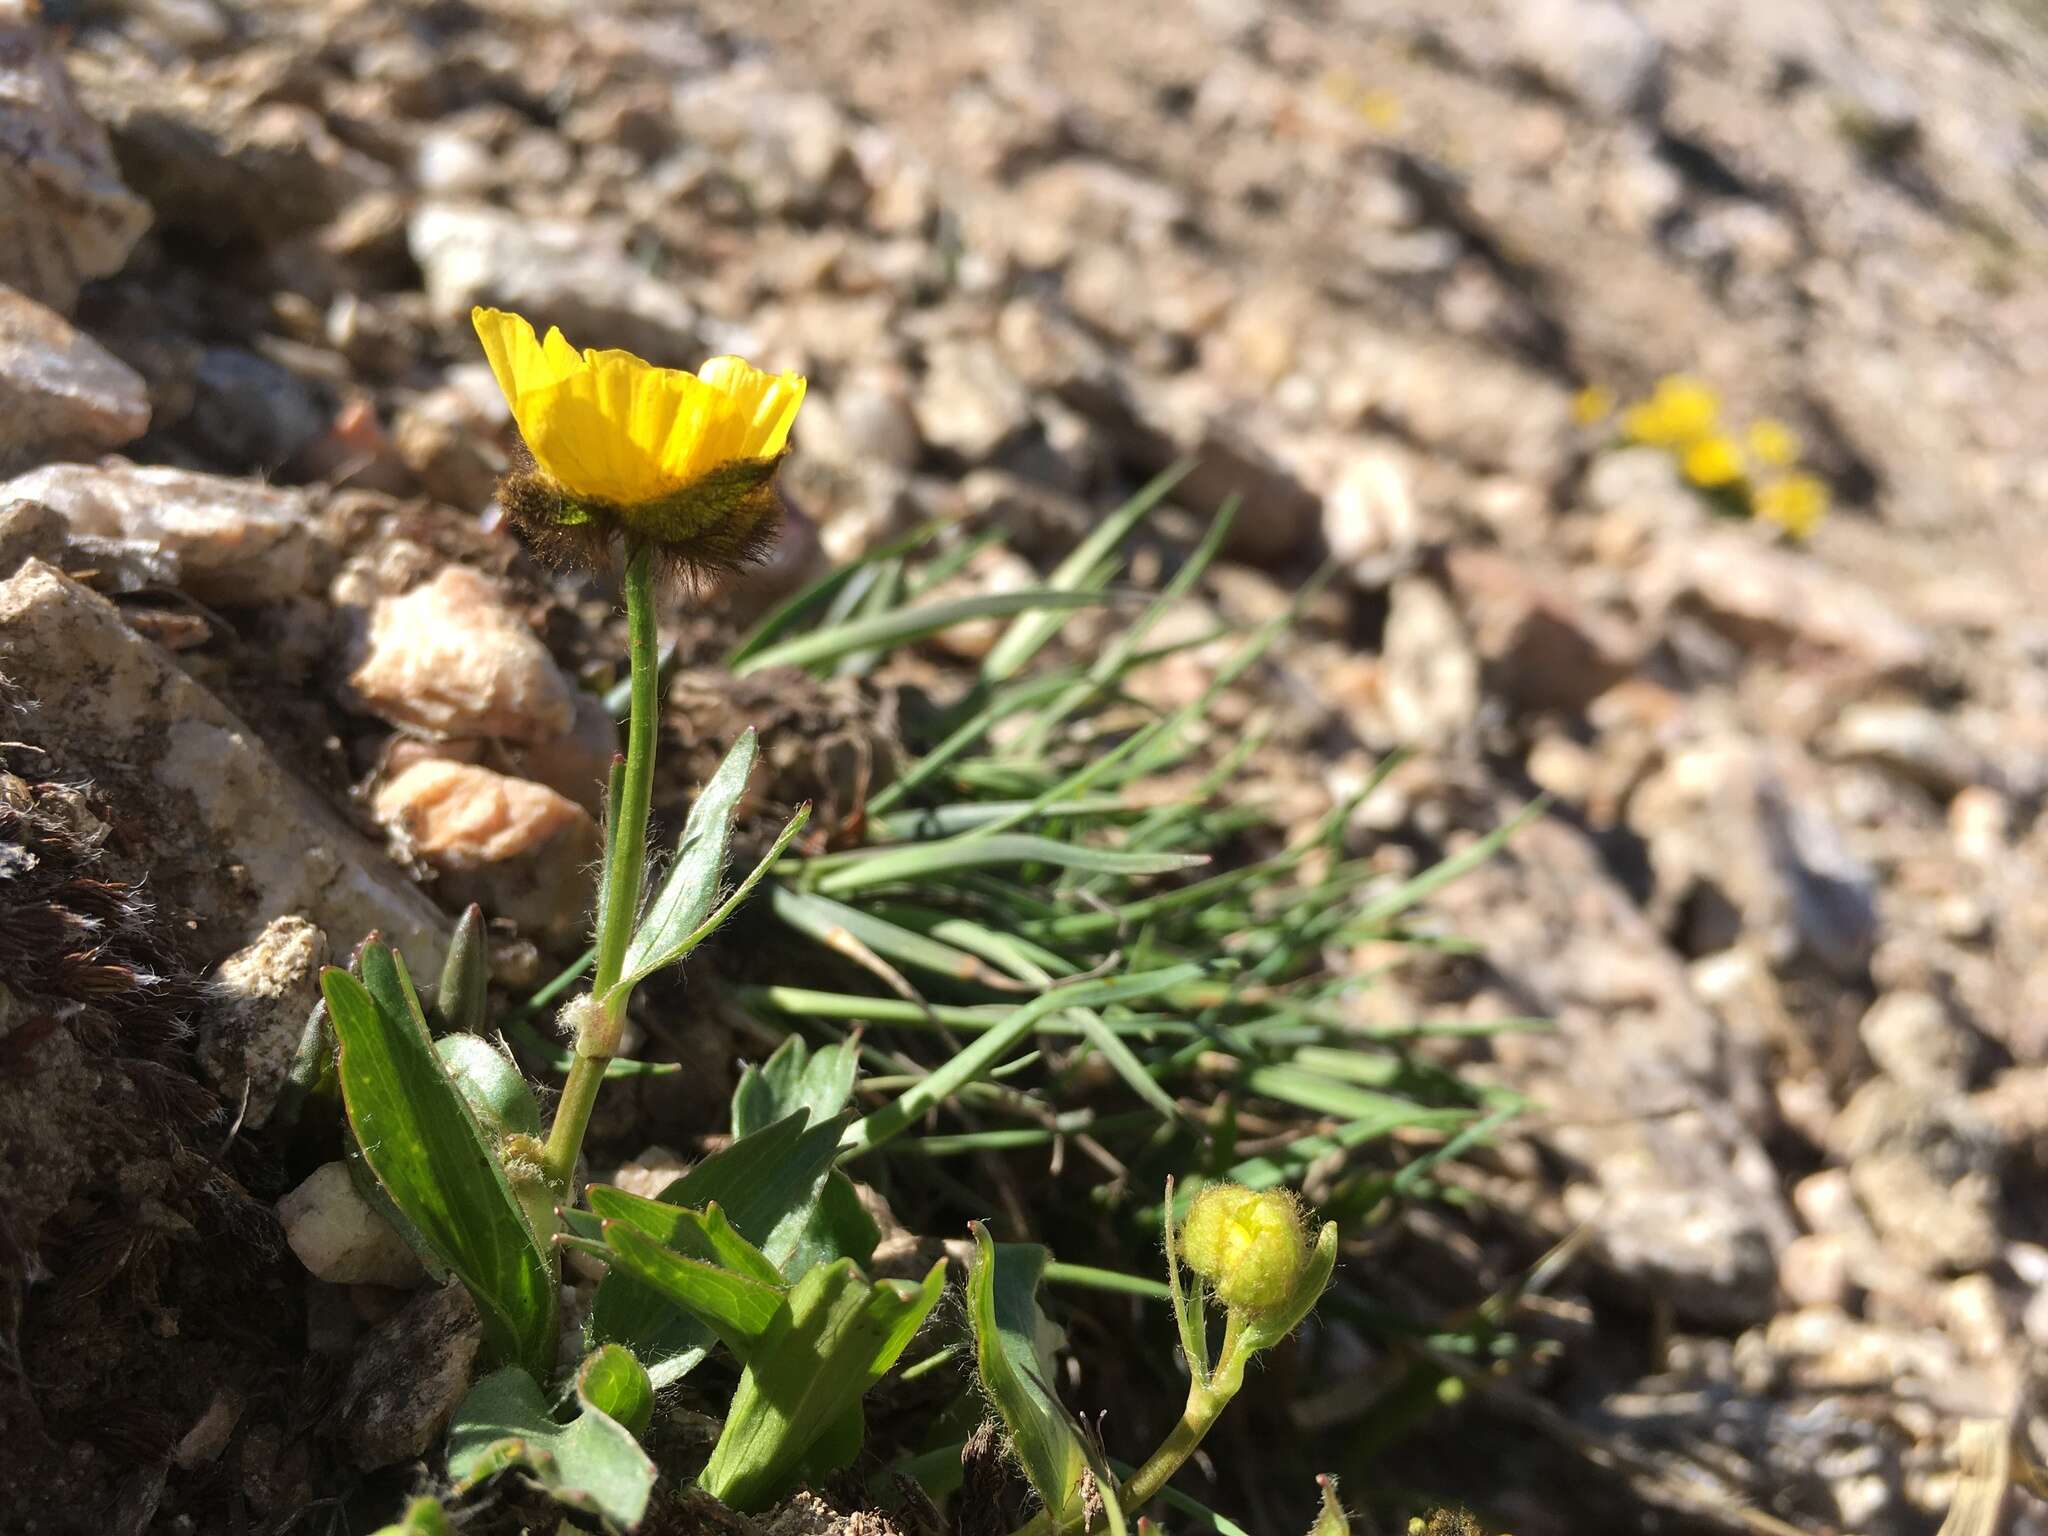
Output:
(1322, 444), (1420, 586)
(1379, 576), (1482, 753)
(0, 8), (151, 311)
(0, 560), (449, 968)
(278, 1162), (423, 1288)
(347, 566), (576, 743)
(1510, 0), (1665, 118)
(0, 286), (150, 467)
(201, 916), (327, 1130)
(408, 201), (698, 363)
(0, 459), (312, 604)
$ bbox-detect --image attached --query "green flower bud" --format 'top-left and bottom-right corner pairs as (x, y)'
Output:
(1179, 1183), (1309, 1315)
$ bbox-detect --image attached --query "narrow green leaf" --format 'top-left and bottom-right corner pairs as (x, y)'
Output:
(966, 1226), (1089, 1526)
(842, 963), (1210, 1158)
(599, 1220), (787, 1360)
(735, 590), (1112, 676)
(811, 834), (1205, 896)
(615, 729), (754, 995)
(981, 461), (1192, 682)
(770, 886), (1028, 990)
(448, 1365), (657, 1530)
(588, 1189), (784, 1286)
(430, 904), (488, 1037)
(321, 967), (555, 1379)
(727, 518), (945, 668)
(698, 1257), (947, 1512)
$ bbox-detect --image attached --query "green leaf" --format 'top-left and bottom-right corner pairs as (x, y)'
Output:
(615, 729), (755, 996)
(810, 834), (1206, 896)
(370, 1497), (456, 1536)
(448, 1362), (657, 1530)
(578, 1343), (656, 1441)
(966, 1225), (1088, 1527)
(732, 1035), (859, 1136)
(435, 1034), (541, 1140)
(734, 590), (1113, 676)
(590, 1190), (784, 1286)
(598, 1220), (786, 1359)
(731, 1037), (880, 1275)
(980, 460), (1190, 683)
(321, 965), (555, 1379)
(430, 904), (488, 1037)
(587, 1110), (846, 1383)
(698, 1257), (947, 1512)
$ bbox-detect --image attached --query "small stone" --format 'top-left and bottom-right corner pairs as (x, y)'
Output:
(408, 202), (699, 366)
(1379, 576), (1482, 753)
(0, 458), (312, 604)
(184, 347), (326, 472)
(826, 365), (922, 471)
(172, 1390), (244, 1470)
(393, 388), (504, 510)
(372, 760), (600, 944)
(1779, 1233), (1851, 1310)
(347, 566), (577, 743)
(1446, 547), (1641, 715)
(507, 687), (618, 818)
(1859, 990), (1975, 1094)
(1939, 1273), (2009, 1362)
(340, 1284), (482, 1470)
(278, 1162), (423, 1288)
(1824, 702), (1988, 799)
(914, 338), (1033, 462)
(200, 916), (327, 1130)
(0, 286), (150, 468)
(1637, 529), (1934, 682)
(1321, 444), (1421, 587)
(1948, 786), (2012, 863)
(0, 9), (151, 311)
(1509, 0), (1665, 117)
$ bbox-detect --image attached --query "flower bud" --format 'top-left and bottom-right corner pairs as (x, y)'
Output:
(1178, 1183), (1309, 1315)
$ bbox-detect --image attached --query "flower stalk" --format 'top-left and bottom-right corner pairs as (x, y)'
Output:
(542, 540), (659, 1192)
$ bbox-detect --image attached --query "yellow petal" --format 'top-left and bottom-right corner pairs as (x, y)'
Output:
(697, 356), (807, 458)
(472, 307), (585, 413)
(522, 353), (735, 506)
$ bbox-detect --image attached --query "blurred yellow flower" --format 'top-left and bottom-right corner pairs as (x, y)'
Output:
(1572, 385), (1615, 427)
(1620, 374), (1720, 447)
(1747, 417), (1801, 468)
(475, 307), (805, 510)
(1754, 473), (1830, 537)
(1680, 436), (1745, 488)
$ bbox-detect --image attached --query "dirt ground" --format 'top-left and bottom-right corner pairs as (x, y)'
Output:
(3, 0), (2048, 1532)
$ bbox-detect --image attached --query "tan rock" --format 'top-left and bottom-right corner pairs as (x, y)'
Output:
(200, 916), (327, 1130)
(0, 286), (150, 468)
(277, 1162), (423, 1288)
(347, 566), (576, 743)
(0, 8), (151, 311)
(373, 759), (600, 944)
(0, 459), (312, 604)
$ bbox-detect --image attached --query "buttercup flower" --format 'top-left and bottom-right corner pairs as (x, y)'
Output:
(1620, 374), (1720, 447)
(1680, 436), (1745, 489)
(1747, 417), (1802, 468)
(1754, 473), (1830, 538)
(473, 306), (806, 575)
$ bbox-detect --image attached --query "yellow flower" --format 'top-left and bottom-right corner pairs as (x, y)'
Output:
(1746, 416), (1802, 468)
(1620, 374), (1720, 447)
(1179, 1183), (1309, 1315)
(1680, 436), (1745, 488)
(473, 306), (806, 572)
(1754, 473), (1830, 537)
(1571, 385), (1615, 427)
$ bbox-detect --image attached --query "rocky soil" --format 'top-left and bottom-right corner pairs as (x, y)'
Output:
(2, 0), (2047, 1532)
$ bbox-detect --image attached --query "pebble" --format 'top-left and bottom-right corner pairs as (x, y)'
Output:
(199, 916), (327, 1130)
(0, 286), (151, 467)
(0, 458), (313, 605)
(277, 1162), (422, 1288)
(346, 566), (578, 743)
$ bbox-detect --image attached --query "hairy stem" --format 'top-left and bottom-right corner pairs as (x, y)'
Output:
(543, 541), (659, 1191)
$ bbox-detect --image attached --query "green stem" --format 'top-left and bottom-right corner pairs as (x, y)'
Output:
(542, 541), (660, 1191)
(1009, 1315), (1244, 1536)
